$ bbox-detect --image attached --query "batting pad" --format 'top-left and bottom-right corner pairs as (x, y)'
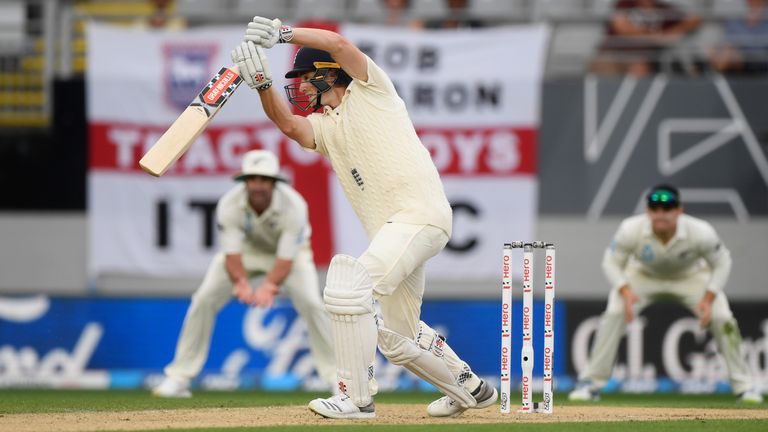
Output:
(377, 325), (475, 409)
(324, 254), (378, 407)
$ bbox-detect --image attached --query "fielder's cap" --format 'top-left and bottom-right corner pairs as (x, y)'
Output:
(234, 150), (285, 182)
(646, 184), (680, 208)
(285, 47), (340, 78)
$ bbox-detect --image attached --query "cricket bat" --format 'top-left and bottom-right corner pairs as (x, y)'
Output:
(139, 65), (243, 176)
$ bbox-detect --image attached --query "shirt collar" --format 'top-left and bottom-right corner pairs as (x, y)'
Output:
(321, 86), (352, 116)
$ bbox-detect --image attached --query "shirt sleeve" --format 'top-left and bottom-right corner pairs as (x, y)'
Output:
(355, 55), (399, 97)
(306, 113), (327, 156)
(275, 200), (310, 261)
(698, 222), (732, 294)
(602, 219), (635, 291)
(216, 196), (245, 255)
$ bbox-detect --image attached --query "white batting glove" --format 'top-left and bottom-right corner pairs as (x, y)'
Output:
(231, 41), (272, 91)
(245, 16), (293, 49)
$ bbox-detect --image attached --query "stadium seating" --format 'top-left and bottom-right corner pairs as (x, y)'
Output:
(292, 0), (349, 21)
(0, 0), (754, 129)
(534, 0), (591, 22)
(233, 0), (291, 21)
(468, 0), (529, 23)
(712, 0), (748, 18)
(410, 0), (448, 21)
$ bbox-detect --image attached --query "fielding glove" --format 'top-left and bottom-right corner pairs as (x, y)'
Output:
(245, 16), (293, 49)
(231, 41), (272, 91)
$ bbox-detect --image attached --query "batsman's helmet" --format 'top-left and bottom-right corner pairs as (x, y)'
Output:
(284, 47), (352, 111)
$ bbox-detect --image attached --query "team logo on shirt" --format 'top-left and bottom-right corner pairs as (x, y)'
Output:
(640, 244), (654, 262)
(351, 168), (365, 191)
(266, 216), (278, 231)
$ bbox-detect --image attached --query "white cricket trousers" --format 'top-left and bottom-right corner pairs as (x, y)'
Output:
(579, 266), (752, 394)
(163, 249), (336, 386)
(358, 222), (472, 379)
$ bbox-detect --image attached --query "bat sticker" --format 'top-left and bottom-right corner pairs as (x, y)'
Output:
(200, 67), (242, 110)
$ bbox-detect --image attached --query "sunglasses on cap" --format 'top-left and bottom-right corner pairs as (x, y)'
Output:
(647, 189), (680, 209)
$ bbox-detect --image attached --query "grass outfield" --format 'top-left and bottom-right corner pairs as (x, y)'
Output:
(0, 390), (765, 432)
(107, 423), (768, 432)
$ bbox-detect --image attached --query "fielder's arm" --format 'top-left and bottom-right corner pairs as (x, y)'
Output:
(264, 258), (292, 288)
(226, 253), (255, 304)
(699, 226), (732, 295)
(251, 258), (292, 308)
(601, 217), (639, 290)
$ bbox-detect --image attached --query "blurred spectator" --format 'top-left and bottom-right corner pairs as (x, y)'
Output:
(590, 0), (701, 77)
(424, 0), (484, 29)
(710, 0), (768, 75)
(382, 0), (424, 29)
(136, 0), (186, 30)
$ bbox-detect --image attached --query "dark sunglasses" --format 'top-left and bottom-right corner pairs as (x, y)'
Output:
(647, 190), (679, 209)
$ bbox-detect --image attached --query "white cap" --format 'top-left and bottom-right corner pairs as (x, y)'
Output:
(233, 150), (285, 182)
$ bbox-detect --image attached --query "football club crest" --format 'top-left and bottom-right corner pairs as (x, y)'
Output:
(162, 44), (218, 110)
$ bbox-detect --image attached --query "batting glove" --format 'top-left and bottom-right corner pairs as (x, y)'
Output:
(231, 41), (272, 91)
(245, 16), (293, 49)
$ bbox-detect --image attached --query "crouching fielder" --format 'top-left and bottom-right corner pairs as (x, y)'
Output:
(153, 150), (335, 398)
(569, 184), (763, 403)
(231, 17), (497, 419)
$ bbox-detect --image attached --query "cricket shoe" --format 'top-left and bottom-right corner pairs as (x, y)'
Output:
(427, 379), (498, 418)
(568, 381), (600, 402)
(738, 389), (764, 404)
(152, 376), (192, 398)
(308, 394), (376, 419)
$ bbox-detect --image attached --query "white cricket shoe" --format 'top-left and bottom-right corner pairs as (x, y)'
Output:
(152, 376), (192, 398)
(738, 390), (764, 404)
(568, 382), (600, 402)
(308, 394), (376, 419)
(427, 380), (498, 418)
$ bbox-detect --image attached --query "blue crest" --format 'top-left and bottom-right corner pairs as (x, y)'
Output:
(163, 44), (217, 110)
(640, 244), (655, 262)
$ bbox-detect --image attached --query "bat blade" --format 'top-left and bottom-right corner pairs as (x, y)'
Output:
(139, 65), (243, 176)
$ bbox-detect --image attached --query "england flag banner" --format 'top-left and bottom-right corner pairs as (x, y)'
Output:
(87, 22), (549, 284)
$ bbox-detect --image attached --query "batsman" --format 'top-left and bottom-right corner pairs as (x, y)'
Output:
(229, 17), (498, 419)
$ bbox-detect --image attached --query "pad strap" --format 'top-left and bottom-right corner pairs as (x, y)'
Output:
(378, 325), (475, 408)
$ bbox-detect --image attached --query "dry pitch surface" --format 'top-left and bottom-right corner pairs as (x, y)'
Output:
(3, 404), (768, 431)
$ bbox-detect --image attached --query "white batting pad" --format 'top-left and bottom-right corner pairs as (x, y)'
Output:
(415, 321), (473, 383)
(323, 254), (378, 407)
(377, 325), (475, 409)
(324, 254), (374, 315)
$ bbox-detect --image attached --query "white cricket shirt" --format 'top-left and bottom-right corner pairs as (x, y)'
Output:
(602, 213), (732, 294)
(306, 55), (452, 238)
(216, 182), (311, 260)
